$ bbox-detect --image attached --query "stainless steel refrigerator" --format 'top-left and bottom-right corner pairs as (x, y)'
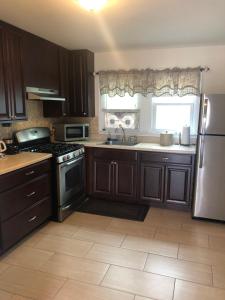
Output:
(193, 94), (225, 221)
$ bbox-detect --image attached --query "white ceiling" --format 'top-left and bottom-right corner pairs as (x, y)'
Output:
(1, 0), (225, 52)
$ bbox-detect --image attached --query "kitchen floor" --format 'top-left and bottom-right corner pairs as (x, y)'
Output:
(0, 208), (225, 300)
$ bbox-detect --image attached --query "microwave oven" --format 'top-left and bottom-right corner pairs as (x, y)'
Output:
(54, 124), (89, 141)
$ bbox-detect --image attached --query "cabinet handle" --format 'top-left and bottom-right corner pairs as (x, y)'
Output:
(28, 216), (37, 222)
(26, 191), (36, 197)
(83, 112), (87, 116)
(162, 157), (169, 162)
(25, 171), (35, 176)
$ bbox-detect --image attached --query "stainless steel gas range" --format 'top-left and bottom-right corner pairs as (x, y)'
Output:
(14, 127), (86, 221)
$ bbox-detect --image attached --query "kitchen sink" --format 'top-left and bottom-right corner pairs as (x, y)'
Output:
(102, 141), (138, 146)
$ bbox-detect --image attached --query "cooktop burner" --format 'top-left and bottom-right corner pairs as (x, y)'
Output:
(20, 143), (83, 157)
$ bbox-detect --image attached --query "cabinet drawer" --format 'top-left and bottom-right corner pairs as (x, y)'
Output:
(0, 174), (51, 222)
(140, 152), (193, 165)
(1, 197), (52, 251)
(0, 159), (51, 193)
(93, 148), (137, 162)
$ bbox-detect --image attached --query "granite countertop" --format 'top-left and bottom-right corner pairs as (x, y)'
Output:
(65, 140), (196, 154)
(0, 152), (52, 176)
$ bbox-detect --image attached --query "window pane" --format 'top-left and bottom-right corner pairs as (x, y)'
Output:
(155, 104), (192, 132)
(103, 94), (138, 110)
(105, 112), (138, 129)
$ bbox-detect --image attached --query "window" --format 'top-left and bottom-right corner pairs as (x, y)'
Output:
(151, 96), (199, 135)
(99, 93), (200, 135)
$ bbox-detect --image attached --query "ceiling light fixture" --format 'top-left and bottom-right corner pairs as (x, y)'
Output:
(78, 0), (107, 11)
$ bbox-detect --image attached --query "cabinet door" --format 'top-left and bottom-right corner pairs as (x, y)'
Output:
(43, 47), (70, 117)
(140, 163), (164, 204)
(22, 32), (59, 90)
(165, 165), (191, 206)
(0, 26), (11, 121)
(70, 50), (95, 117)
(92, 159), (113, 200)
(114, 161), (137, 202)
(5, 27), (26, 120)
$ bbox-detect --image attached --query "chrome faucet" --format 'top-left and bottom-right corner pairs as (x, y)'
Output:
(119, 124), (126, 143)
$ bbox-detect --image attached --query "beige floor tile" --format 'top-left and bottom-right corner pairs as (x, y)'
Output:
(39, 221), (80, 238)
(73, 227), (125, 247)
(145, 254), (212, 285)
(2, 246), (54, 270)
(54, 280), (134, 300)
(40, 253), (109, 284)
(212, 265), (225, 289)
(182, 221), (225, 238)
(34, 234), (93, 257)
(86, 244), (147, 270)
(122, 235), (178, 258)
(0, 289), (32, 299)
(155, 227), (209, 247)
(106, 219), (156, 238)
(174, 279), (225, 300)
(209, 235), (225, 251)
(135, 297), (154, 300)
(0, 266), (65, 299)
(102, 265), (175, 300)
(0, 262), (10, 274)
(178, 244), (225, 266)
(21, 232), (45, 248)
(144, 210), (188, 230)
(65, 212), (112, 230)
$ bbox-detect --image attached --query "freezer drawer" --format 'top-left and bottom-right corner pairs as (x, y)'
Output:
(193, 135), (225, 220)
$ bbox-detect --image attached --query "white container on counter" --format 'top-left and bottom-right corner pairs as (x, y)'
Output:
(160, 131), (174, 146)
(180, 126), (190, 146)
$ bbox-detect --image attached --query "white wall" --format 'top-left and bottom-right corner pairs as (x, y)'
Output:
(95, 45), (225, 94)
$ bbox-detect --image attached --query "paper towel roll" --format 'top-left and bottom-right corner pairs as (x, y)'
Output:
(180, 126), (190, 145)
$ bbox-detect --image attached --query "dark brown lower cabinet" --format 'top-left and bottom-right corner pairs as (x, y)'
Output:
(92, 159), (113, 200)
(140, 163), (164, 204)
(87, 148), (138, 203)
(114, 161), (137, 202)
(165, 165), (191, 206)
(86, 147), (195, 210)
(139, 152), (194, 209)
(0, 159), (52, 254)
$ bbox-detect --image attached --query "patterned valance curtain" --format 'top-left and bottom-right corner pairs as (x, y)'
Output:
(99, 67), (201, 97)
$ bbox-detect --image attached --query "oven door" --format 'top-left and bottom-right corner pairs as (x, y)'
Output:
(57, 155), (85, 220)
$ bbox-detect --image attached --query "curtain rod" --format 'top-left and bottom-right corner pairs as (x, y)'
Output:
(93, 67), (210, 76)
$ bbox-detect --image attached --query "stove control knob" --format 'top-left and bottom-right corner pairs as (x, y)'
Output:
(67, 154), (71, 160)
(63, 156), (67, 161)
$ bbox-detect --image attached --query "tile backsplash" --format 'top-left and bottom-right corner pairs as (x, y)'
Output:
(1, 101), (193, 144)
(0, 101), (57, 140)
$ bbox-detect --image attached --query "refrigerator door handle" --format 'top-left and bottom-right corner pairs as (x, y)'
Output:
(200, 97), (209, 134)
(199, 135), (205, 168)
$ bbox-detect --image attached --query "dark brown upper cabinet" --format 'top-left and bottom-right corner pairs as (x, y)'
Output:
(43, 47), (70, 117)
(22, 31), (59, 90)
(0, 22), (26, 122)
(70, 50), (95, 117)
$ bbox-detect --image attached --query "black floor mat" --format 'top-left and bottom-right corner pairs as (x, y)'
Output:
(77, 198), (149, 221)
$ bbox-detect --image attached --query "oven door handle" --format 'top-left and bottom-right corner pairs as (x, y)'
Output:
(62, 156), (83, 167)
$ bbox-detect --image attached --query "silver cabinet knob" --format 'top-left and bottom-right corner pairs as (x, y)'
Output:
(162, 157), (169, 162)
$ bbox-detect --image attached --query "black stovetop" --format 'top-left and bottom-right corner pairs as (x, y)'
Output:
(19, 142), (83, 157)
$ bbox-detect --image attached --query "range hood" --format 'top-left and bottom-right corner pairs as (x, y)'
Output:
(26, 87), (65, 101)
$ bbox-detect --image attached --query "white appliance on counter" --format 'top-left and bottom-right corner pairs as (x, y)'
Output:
(193, 94), (225, 221)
